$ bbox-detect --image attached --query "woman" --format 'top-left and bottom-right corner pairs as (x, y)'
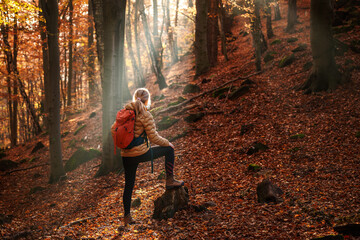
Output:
(120, 88), (184, 225)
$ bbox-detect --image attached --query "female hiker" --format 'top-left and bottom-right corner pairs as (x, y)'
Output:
(118, 88), (184, 226)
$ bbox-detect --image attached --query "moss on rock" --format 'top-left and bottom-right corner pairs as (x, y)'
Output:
(157, 116), (179, 131)
(279, 54), (295, 68)
(183, 84), (200, 94)
(64, 147), (99, 172)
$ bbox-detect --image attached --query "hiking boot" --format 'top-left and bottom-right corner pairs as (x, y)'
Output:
(123, 214), (135, 226)
(166, 175), (184, 190)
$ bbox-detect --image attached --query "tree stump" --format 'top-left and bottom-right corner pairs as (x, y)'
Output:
(153, 186), (189, 220)
(256, 179), (283, 203)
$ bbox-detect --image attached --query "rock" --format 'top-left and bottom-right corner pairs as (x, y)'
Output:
(287, 37), (298, 43)
(270, 39), (281, 45)
(157, 116), (179, 131)
(228, 86), (250, 100)
(212, 87), (232, 98)
(246, 142), (269, 155)
(0, 160), (18, 171)
(356, 132), (360, 138)
(29, 186), (46, 194)
(311, 235), (344, 240)
(64, 147), (100, 172)
(292, 43), (307, 52)
(153, 186), (189, 220)
(0, 214), (13, 225)
(256, 179), (283, 204)
(248, 164), (262, 172)
(290, 133), (305, 139)
(279, 54), (295, 68)
(183, 84), (200, 94)
(303, 61), (313, 71)
(184, 113), (204, 123)
(74, 124), (86, 135)
(153, 94), (166, 101)
(201, 78), (211, 84)
(89, 112), (96, 118)
(61, 131), (70, 138)
(131, 197), (141, 208)
(31, 141), (45, 154)
(263, 51), (276, 63)
(240, 124), (254, 135)
(334, 224), (360, 237)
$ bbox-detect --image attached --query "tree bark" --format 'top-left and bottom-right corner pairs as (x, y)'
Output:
(87, 0), (97, 99)
(207, 0), (219, 67)
(67, 0), (74, 107)
(195, 0), (209, 76)
(299, 0), (341, 93)
(40, 0), (66, 183)
(274, 1), (281, 20)
(134, 0), (144, 83)
(126, 0), (145, 87)
(139, 0), (167, 89)
(251, 0), (262, 71)
(265, 0), (274, 39)
(165, 0), (178, 64)
(286, 0), (297, 32)
(218, 1), (228, 61)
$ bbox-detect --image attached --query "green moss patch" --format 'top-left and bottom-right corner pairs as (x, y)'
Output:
(168, 96), (186, 107)
(264, 51), (276, 63)
(64, 147), (100, 172)
(270, 39), (281, 45)
(29, 186), (45, 194)
(287, 37), (298, 43)
(157, 116), (179, 131)
(292, 43), (307, 52)
(290, 133), (305, 139)
(150, 106), (165, 115)
(303, 61), (313, 71)
(183, 84), (200, 94)
(248, 164), (262, 172)
(89, 112), (96, 118)
(279, 54), (295, 68)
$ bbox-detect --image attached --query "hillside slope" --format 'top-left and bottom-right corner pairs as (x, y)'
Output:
(1, 2), (360, 239)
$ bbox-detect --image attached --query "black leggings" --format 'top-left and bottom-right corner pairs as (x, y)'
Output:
(122, 146), (175, 216)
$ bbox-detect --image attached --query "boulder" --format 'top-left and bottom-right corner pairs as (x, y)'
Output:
(270, 39), (281, 45)
(256, 179), (283, 204)
(263, 51), (276, 63)
(287, 37), (298, 43)
(31, 141), (45, 154)
(0, 160), (18, 171)
(157, 116), (179, 131)
(228, 86), (250, 100)
(153, 186), (189, 220)
(183, 84), (200, 94)
(64, 147), (101, 172)
(279, 54), (295, 68)
(89, 112), (96, 118)
(131, 197), (141, 208)
(246, 142), (269, 155)
(248, 164), (262, 172)
(184, 113), (204, 123)
(334, 224), (360, 237)
(292, 43), (307, 53)
(29, 186), (46, 194)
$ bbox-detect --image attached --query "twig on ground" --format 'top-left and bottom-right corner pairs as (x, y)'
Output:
(157, 71), (262, 115)
(3, 163), (49, 175)
(59, 216), (97, 229)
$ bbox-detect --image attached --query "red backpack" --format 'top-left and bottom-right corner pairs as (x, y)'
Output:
(111, 109), (136, 154)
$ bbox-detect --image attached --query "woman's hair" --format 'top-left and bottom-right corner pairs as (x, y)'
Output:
(133, 88), (151, 116)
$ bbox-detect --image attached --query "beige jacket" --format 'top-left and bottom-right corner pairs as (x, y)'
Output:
(119, 102), (170, 157)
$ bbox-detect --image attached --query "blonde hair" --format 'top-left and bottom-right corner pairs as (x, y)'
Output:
(133, 88), (151, 116)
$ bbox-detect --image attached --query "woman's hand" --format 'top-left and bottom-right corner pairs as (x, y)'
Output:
(169, 142), (175, 149)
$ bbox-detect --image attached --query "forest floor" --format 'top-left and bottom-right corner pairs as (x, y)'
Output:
(1, 1), (360, 239)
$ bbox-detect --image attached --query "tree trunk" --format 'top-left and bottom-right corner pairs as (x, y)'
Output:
(1, 24), (18, 147)
(299, 0), (341, 93)
(139, 0), (167, 89)
(195, 0), (209, 76)
(274, 1), (281, 20)
(207, 0), (218, 67)
(173, 0), (179, 58)
(286, 0), (297, 32)
(153, 0), (163, 70)
(90, 0), (104, 79)
(251, 0), (262, 71)
(87, 0), (97, 99)
(95, 0), (126, 177)
(40, 0), (66, 183)
(188, 0), (193, 8)
(265, 0), (274, 39)
(67, 0), (74, 107)
(165, 0), (178, 64)
(134, 0), (144, 84)
(218, 1), (228, 61)
(126, 0), (145, 87)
